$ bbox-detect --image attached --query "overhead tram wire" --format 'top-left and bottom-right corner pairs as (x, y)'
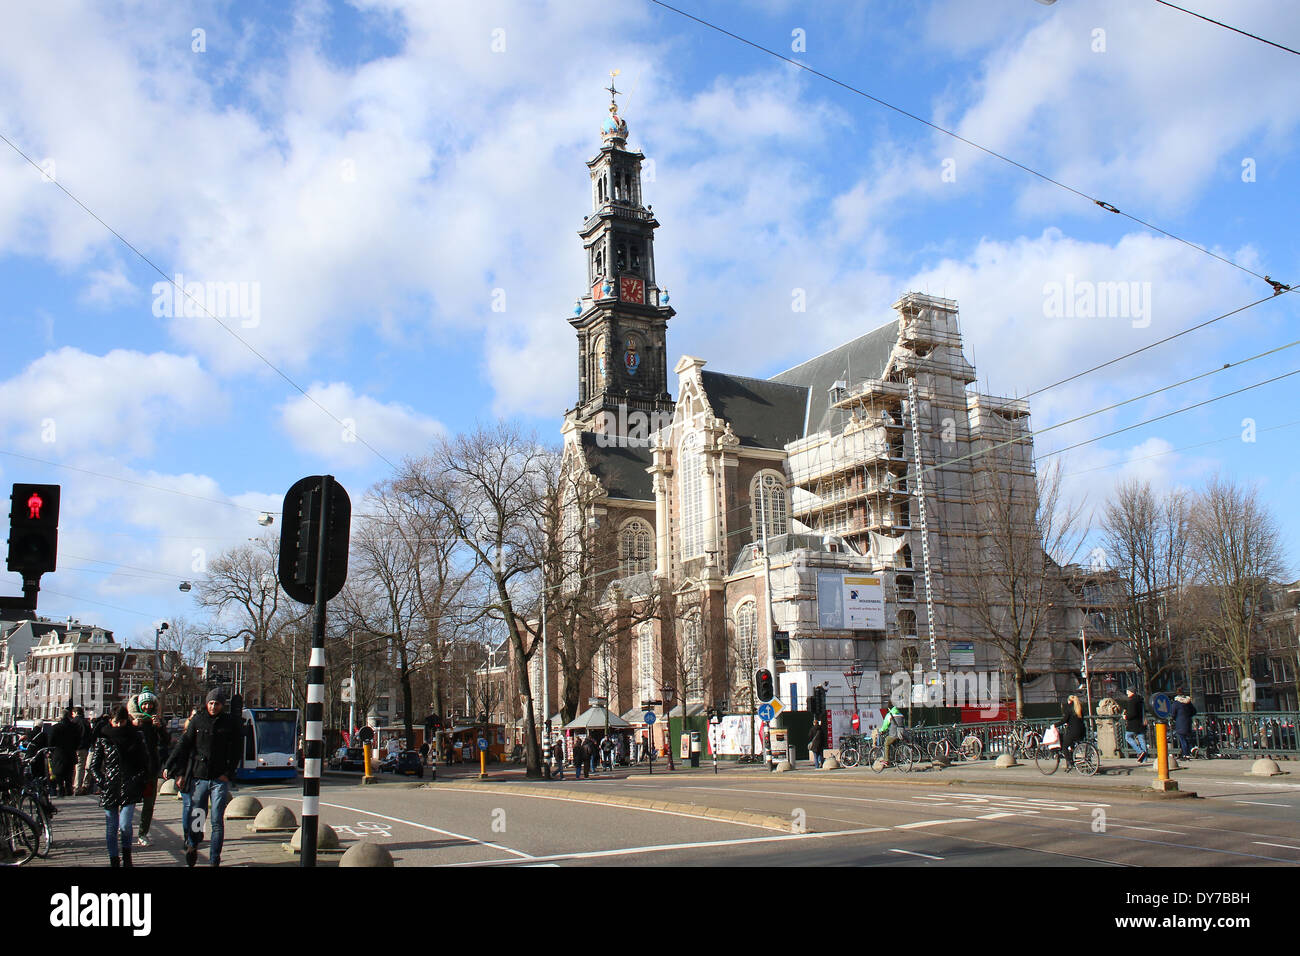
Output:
(646, 0), (1288, 293)
(0, 130), (398, 473)
(1152, 0), (1300, 58)
(1060, 417), (1300, 479)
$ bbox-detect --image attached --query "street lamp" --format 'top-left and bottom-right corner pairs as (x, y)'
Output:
(154, 622), (169, 696)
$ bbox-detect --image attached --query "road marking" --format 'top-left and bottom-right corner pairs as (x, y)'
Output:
(1107, 825), (1186, 835)
(266, 796), (535, 859)
(978, 812), (1018, 819)
(444, 826), (889, 865)
(888, 848), (944, 860)
(896, 818), (976, 829)
(1253, 841), (1300, 851)
(1235, 801), (1291, 807)
(446, 786), (786, 831)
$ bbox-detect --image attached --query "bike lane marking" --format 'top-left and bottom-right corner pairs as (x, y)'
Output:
(264, 795), (535, 859)
(888, 848), (944, 860)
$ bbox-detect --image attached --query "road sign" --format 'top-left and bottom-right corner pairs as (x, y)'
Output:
(1150, 692), (1173, 721)
(477, 737), (488, 751)
(340, 677), (354, 703)
(644, 711), (657, 725)
(758, 703), (775, 722)
(769, 697), (785, 717)
(851, 713), (860, 731)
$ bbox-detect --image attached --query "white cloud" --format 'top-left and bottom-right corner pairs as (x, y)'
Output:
(0, 348), (222, 458)
(279, 382), (444, 467)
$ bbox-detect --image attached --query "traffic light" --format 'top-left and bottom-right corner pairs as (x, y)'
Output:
(7, 484), (60, 575)
(278, 475), (351, 605)
(755, 669), (775, 703)
(811, 685), (826, 716)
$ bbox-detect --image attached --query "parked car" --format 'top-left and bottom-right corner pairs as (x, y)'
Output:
(381, 750), (424, 778)
(338, 747), (367, 772)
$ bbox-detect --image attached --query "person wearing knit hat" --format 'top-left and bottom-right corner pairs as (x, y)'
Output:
(129, 692), (167, 847)
(164, 688), (240, 866)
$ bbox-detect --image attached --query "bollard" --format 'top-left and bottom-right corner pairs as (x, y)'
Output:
(479, 747), (487, 780)
(1152, 722), (1178, 792)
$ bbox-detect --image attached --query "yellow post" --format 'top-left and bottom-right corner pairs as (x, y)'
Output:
(479, 748), (487, 778)
(362, 744), (372, 777)
(1156, 722), (1170, 781)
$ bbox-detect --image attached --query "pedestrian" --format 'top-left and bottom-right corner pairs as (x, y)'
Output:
(587, 736), (599, 775)
(1058, 694), (1086, 771)
(808, 717), (826, 769)
(418, 740), (430, 765)
(1122, 689), (1148, 763)
(49, 708), (81, 797)
(163, 687), (242, 867)
(128, 692), (165, 847)
(551, 737), (565, 780)
(88, 705), (149, 867)
(73, 707), (94, 795)
(573, 737), (586, 779)
(601, 735), (614, 771)
(1172, 691), (1197, 758)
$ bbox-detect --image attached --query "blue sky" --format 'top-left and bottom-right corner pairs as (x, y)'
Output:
(0, 0), (1296, 643)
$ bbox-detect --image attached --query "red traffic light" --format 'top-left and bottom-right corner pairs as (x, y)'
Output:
(26, 492), (43, 520)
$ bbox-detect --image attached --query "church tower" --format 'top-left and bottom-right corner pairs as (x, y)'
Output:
(567, 79), (674, 436)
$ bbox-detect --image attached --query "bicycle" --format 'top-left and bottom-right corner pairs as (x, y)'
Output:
(1007, 722), (1042, 759)
(837, 734), (866, 768)
(868, 735), (916, 773)
(0, 749), (52, 859)
(1033, 738), (1101, 776)
(0, 802), (41, 866)
(927, 728), (983, 763)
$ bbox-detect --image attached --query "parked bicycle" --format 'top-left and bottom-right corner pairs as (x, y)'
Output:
(0, 750), (44, 866)
(927, 727), (983, 763)
(837, 733), (867, 768)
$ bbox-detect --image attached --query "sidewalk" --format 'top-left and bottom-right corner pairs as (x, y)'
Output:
(30, 788), (323, 868)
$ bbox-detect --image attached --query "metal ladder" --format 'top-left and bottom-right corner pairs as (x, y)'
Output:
(906, 375), (939, 672)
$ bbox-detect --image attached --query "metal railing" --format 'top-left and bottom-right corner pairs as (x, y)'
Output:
(896, 711), (1299, 760)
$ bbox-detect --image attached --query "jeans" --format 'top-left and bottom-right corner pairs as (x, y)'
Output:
(1125, 730), (1148, 757)
(104, 804), (136, 856)
(1176, 732), (1194, 757)
(138, 777), (158, 837)
(182, 778), (231, 863)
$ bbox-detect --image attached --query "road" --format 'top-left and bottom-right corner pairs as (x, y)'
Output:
(241, 767), (1300, 867)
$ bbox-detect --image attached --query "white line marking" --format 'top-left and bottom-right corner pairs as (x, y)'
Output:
(1108, 825), (1186, 835)
(1253, 841), (1300, 851)
(896, 818), (976, 829)
(448, 786), (787, 831)
(977, 812), (1018, 819)
(1235, 801), (1291, 807)
(889, 848), (944, 860)
(267, 796), (535, 859)
(444, 827), (889, 865)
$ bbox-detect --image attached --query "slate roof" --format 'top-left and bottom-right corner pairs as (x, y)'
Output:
(580, 432), (655, 501)
(698, 370), (809, 450)
(770, 319), (900, 436)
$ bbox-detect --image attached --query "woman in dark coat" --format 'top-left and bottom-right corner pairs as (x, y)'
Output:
(808, 719), (826, 768)
(1058, 695), (1086, 771)
(1171, 692), (1197, 758)
(88, 706), (149, 867)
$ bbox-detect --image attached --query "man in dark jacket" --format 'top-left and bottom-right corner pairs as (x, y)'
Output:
(49, 709), (81, 797)
(1123, 689), (1148, 763)
(164, 688), (241, 867)
(808, 718), (826, 768)
(73, 707), (94, 795)
(1171, 692), (1197, 758)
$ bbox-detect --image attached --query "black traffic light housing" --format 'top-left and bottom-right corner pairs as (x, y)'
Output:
(7, 484), (60, 575)
(278, 475), (351, 605)
(755, 669), (775, 703)
(810, 684), (826, 716)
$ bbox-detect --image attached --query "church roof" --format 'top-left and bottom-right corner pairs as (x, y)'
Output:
(769, 319), (900, 436)
(579, 432), (655, 501)
(699, 371), (808, 450)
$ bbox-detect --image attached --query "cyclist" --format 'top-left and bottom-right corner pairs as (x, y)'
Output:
(1058, 694), (1085, 771)
(879, 704), (905, 765)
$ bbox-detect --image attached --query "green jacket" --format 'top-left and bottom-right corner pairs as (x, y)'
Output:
(881, 707), (904, 735)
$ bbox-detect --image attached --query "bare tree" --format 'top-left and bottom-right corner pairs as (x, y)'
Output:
(1188, 474), (1287, 712)
(397, 422), (552, 777)
(155, 616), (207, 712)
(195, 536), (298, 706)
(964, 456), (1088, 714)
(1100, 480), (1193, 693)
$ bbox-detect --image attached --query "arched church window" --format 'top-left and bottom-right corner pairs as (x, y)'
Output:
(733, 601), (757, 691)
(619, 519), (652, 577)
(751, 472), (788, 539)
(615, 242), (627, 272)
(630, 242), (642, 274)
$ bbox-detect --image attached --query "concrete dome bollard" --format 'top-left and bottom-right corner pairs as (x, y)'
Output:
(822, 756), (840, 770)
(995, 754), (1018, 768)
(1250, 758), (1282, 777)
(225, 795), (263, 819)
(340, 841), (394, 867)
(871, 759), (887, 771)
(290, 824), (339, 851)
(250, 804), (298, 831)
(158, 778), (178, 795)
(774, 760), (793, 772)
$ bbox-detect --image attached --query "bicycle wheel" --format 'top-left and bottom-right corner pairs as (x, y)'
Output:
(1034, 746), (1060, 775)
(927, 741), (943, 761)
(892, 743), (914, 773)
(839, 747), (859, 768)
(869, 744), (886, 773)
(0, 805), (39, 865)
(17, 793), (50, 858)
(960, 736), (983, 761)
(1073, 742), (1100, 777)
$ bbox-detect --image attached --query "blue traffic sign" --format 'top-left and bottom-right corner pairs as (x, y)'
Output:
(477, 737), (488, 750)
(758, 703), (775, 722)
(1150, 693), (1173, 721)
(644, 712), (657, 725)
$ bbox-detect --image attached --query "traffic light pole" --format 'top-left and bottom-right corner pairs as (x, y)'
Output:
(0, 575), (41, 613)
(300, 476), (332, 868)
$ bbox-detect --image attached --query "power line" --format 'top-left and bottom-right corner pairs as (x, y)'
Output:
(646, 0), (1285, 291)
(0, 131), (398, 472)
(1059, 417), (1300, 478)
(1153, 0), (1300, 57)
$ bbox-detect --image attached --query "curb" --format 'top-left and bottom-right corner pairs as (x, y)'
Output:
(433, 781), (797, 832)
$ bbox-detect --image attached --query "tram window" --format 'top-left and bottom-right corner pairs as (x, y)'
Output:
(244, 723), (255, 760)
